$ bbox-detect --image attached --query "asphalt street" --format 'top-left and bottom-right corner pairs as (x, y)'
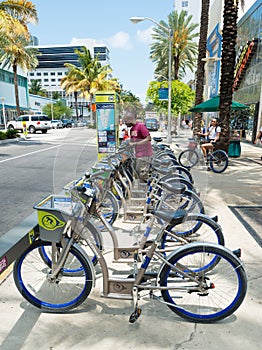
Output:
(0, 128), (261, 350)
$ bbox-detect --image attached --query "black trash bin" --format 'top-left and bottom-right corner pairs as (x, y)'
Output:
(228, 140), (241, 157)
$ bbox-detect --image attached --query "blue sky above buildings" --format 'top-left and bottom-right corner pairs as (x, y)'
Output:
(28, 0), (256, 104)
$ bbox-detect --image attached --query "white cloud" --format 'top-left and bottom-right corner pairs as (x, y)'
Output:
(136, 26), (154, 44)
(105, 31), (132, 50)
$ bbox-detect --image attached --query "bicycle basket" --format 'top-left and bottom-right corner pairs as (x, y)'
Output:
(34, 195), (81, 242)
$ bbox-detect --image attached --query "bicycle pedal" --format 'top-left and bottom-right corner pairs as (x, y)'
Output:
(233, 248), (241, 258)
(129, 307), (142, 323)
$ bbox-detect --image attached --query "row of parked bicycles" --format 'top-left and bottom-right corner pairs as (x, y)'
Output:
(13, 137), (246, 324)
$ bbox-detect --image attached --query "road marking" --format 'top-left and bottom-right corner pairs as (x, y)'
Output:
(0, 145), (60, 164)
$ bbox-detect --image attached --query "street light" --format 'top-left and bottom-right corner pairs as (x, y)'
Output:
(130, 17), (173, 143)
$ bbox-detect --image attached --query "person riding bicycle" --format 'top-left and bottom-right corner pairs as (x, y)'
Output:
(197, 118), (221, 158)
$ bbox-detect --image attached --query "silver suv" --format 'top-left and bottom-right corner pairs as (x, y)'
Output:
(7, 115), (52, 134)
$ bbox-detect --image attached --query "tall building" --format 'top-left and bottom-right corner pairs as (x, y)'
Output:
(173, 0), (201, 23)
(27, 40), (110, 116)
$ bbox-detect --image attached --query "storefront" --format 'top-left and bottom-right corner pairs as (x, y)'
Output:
(233, 0), (262, 142)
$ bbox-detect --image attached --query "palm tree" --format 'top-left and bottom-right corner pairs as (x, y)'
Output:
(0, 0), (38, 42)
(150, 10), (199, 81)
(219, 0), (245, 152)
(29, 79), (47, 97)
(193, 0), (210, 134)
(0, 35), (39, 116)
(119, 90), (143, 116)
(0, 0), (38, 116)
(61, 46), (120, 125)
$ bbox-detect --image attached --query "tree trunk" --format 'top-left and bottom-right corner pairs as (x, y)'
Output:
(219, 0), (239, 153)
(193, 0), (210, 134)
(74, 91), (79, 120)
(13, 62), (21, 117)
(173, 56), (179, 80)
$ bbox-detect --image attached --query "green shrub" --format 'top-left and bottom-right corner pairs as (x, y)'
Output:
(5, 129), (20, 139)
(0, 131), (7, 140)
(0, 129), (20, 140)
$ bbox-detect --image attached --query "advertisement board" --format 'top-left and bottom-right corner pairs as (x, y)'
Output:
(95, 91), (119, 159)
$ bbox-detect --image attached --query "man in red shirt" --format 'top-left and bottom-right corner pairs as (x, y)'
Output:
(124, 110), (153, 181)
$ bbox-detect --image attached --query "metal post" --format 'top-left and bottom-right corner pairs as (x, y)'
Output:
(1, 97), (7, 130)
(167, 29), (172, 143)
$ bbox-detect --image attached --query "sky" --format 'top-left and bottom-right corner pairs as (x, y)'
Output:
(28, 0), (257, 105)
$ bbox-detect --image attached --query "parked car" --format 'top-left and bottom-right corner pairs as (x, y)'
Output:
(61, 119), (75, 128)
(144, 118), (159, 131)
(51, 120), (63, 129)
(7, 115), (52, 134)
(77, 119), (89, 127)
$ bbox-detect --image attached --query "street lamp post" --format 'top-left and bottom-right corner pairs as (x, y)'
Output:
(130, 16), (173, 143)
(1, 97), (7, 130)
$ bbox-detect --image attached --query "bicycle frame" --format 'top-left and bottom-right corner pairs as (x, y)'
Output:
(48, 216), (207, 303)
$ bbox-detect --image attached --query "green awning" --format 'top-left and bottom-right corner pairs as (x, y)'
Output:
(190, 95), (249, 112)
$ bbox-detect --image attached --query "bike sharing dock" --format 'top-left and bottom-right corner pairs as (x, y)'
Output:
(0, 133), (261, 350)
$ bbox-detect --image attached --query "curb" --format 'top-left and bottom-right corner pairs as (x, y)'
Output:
(0, 137), (20, 145)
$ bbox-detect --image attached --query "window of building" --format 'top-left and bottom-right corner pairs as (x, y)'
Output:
(51, 78), (56, 82)
(50, 72), (55, 76)
(30, 72), (34, 76)
(43, 72), (48, 76)
(44, 79), (49, 82)
(182, 1), (188, 7)
(36, 72), (41, 76)
(57, 72), (63, 76)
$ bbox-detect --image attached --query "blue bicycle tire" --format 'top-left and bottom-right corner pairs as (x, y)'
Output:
(159, 243), (247, 323)
(13, 240), (93, 312)
(209, 150), (229, 173)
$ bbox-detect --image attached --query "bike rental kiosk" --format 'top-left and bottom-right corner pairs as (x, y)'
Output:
(95, 91), (119, 160)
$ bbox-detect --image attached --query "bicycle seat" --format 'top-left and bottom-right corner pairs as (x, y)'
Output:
(152, 208), (187, 226)
(153, 137), (163, 143)
(158, 180), (186, 194)
(152, 165), (180, 176)
(152, 158), (174, 166)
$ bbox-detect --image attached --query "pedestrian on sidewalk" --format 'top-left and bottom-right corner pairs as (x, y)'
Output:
(119, 118), (128, 144)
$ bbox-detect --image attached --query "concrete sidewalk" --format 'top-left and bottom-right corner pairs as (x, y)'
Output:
(0, 132), (261, 350)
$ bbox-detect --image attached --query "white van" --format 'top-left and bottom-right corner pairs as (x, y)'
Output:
(7, 115), (52, 134)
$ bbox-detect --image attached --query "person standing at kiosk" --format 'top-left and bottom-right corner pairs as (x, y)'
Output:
(124, 109), (152, 181)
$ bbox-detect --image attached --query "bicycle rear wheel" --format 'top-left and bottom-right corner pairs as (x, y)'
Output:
(178, 149), (199, 169)
(159, 243), (247, 323)
(209, 150), (228, 173)
(162, 190), (204, 215)
(162, 213), (225, 247)
(13, 240), (94, 312)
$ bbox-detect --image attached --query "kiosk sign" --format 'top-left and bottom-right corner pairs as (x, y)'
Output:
(95, 91), (118, 158)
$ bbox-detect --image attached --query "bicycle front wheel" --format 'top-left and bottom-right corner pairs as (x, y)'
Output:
(209, 150), (228, 173)
(159, 243), (247, 323)
(38, 220), (103, 268)
(178, 149), (199, 169)
(13, 240), (94, 312)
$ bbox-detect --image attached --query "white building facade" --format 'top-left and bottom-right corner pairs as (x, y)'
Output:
(27, 40), (110, 117)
